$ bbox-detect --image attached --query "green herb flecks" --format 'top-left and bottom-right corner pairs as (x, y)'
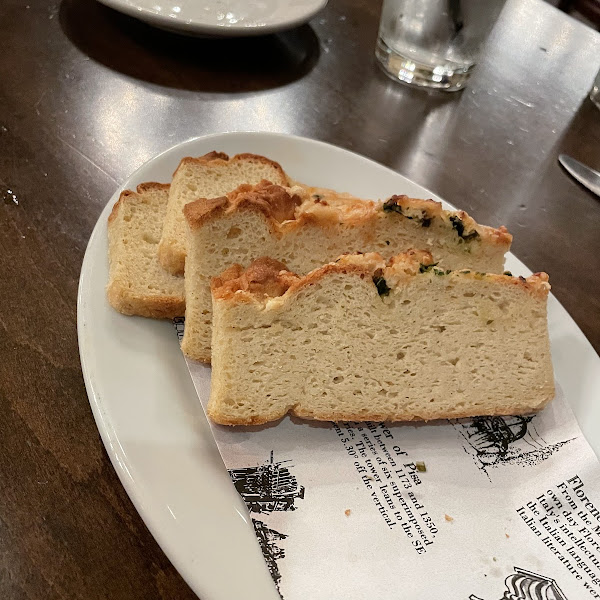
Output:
(373, 275), (391, 296)
(415, 461), (427, 473)
(450, 215), (480, 242)
(383, 198), (432, 227)
(503, 271), (513, 277)
(383, 198), (403, 214)
(419, 262), (439, 274)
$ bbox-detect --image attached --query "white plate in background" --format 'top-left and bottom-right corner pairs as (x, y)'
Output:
(78, 131), (600, 600)
(97, 0), (328, 36)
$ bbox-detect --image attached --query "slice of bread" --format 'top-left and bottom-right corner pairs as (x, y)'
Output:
(107, 182), (185, 319)
(182, 183), (512, 362)
(208, 251), (554, 425)
(158, 152), (289, 275)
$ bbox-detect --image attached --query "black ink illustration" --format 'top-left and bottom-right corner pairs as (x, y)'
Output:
(253, 519), (288, 596)
(451, 415), (573, 476)
(172, 317), (185, 342)
(469, 567), (568, 600)
(228, 451), (305, 514)
(228, 453), (305, 597)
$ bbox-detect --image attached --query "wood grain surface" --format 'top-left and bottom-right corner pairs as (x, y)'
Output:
(1, 0), (599, 598)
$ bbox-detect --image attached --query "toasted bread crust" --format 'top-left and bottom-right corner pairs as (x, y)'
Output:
(184, 182), (512, 251)
(211, 257), (298, 300)
(208, 399), (553, 426)
(136, 182), (170, 194)
(106, 285), (185, 319)
(170, 151), (230, 178)
(108, 190), (131, 225)
(184, 182), (302, 230)
(208, 251), (553, 425)
(211, 252), (550, 306)
(108, 183), (170, 225)
(107, 181), (184, 319)
(160, 153), (290, 277)
(382, 195), (512, 247)
(183, 196), (229, 226)
(171, 152), (288, 183)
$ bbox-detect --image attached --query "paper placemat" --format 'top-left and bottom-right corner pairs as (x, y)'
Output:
(175, 318), (600, 600)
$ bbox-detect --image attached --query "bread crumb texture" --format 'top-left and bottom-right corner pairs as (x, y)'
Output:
(107, 183), (185, 319)
(208, 251), (554, 425)
(183, 181), (513, 362)
(158, 152), (290, 275)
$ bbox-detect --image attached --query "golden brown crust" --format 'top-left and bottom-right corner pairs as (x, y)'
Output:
(211, 256), (378, 304)
(290, 184), (380, 226)
(183, 180), (511, 250)
(211, 251), (550, 305)
(294, 199), (379, 227)
(209, 393), (554, 425)
(384, 249), (434, 273)
(108, 190), (131, 224)
(495, 226), (512, 243)
(289, 262), (376, 295)
(200, 151), (230, 161)
(383, 195), (512, 247)
(385, 194), (443, 220)
(461, 270), (550, 298)
(232, 153), (289, 184)
(183, 196), (229, 226)
(107, 181), (184, 319)
(293, 394), (554, 422)
(108, 183), (170, 224)
(171, 151), (288, 183)
(136, 182), (170, 194)
(211, 257), (299, 300)
(106, 284), (185, 319)
(171, 151), (230, 177)
(230, 182), (301, 222)
(184, 182), (302, 230)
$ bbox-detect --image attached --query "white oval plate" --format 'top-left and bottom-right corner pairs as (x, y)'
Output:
(78, 131), (600, 600)
(97, 0), (328, 36)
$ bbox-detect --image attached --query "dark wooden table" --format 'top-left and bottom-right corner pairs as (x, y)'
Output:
(1, 0), (599, 597)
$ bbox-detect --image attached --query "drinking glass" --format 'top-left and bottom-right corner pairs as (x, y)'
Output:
(376, 0), (506, 92)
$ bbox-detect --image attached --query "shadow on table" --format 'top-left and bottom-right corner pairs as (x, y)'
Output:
(59, 0), (321, 93)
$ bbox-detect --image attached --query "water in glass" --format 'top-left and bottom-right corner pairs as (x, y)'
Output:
(376, 0), (506, 91)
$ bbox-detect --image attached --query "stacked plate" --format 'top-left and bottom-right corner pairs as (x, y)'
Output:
(97, 0), (328, 36)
